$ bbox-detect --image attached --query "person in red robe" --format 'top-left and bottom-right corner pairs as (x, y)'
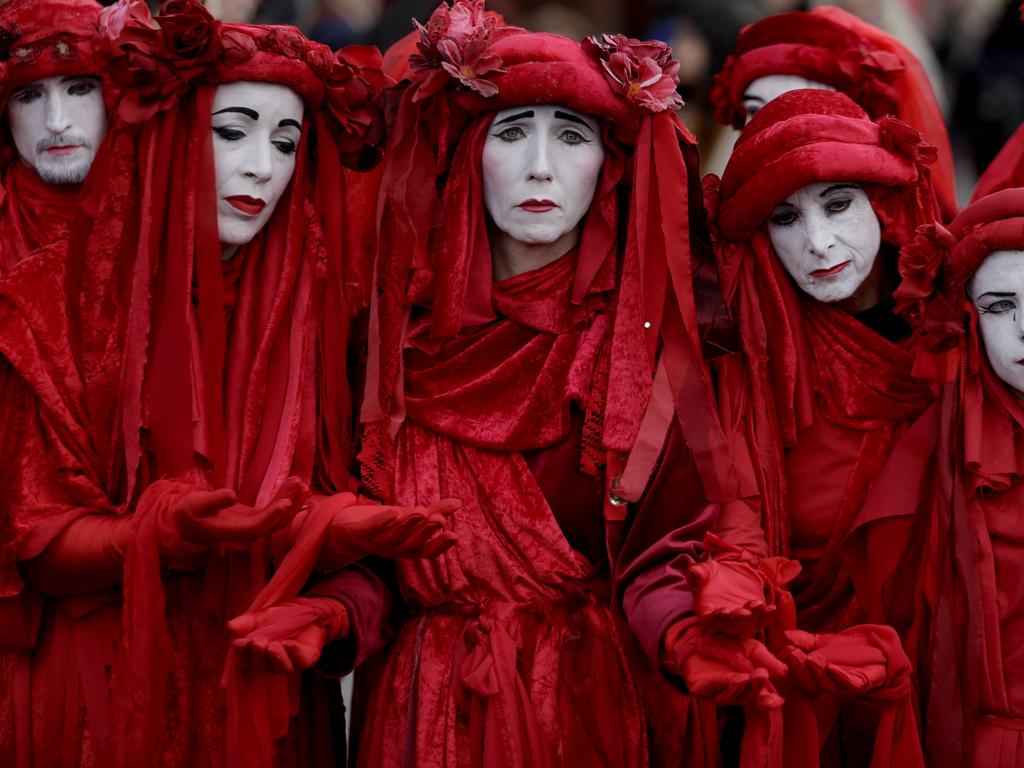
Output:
(0, 0), (113, 273)
(646, 89), (938, 766)
(710, 6), (957, 220)
(228, 2), (740, 765)
(847, 188), (1024, 768)
(0, 1), (454, 766)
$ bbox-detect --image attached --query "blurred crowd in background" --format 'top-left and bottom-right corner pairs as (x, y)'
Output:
(129, 0), (1024, 204)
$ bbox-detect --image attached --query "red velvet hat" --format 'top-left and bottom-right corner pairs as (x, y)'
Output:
(715, 89), (937, 242)
(712, 6), (956, 219)
(0, 0), (103, 88)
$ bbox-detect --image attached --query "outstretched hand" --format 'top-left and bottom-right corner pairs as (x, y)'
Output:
(160, 477), (309, 559)
(317, 496), (460, 571)
(782, 627), (895, 698)
(228, 596), (349, 674)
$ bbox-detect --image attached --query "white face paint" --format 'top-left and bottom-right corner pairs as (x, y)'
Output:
(7, 75), (107, 185)
(971, 250), (1024, 397)
(741, 74), (835, 124)
(766, 181), (882, 307)
(482, 104), (605, 254)
(211, 81), (304, 252)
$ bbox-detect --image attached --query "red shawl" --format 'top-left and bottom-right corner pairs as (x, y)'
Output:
(0, 163), (82, 273)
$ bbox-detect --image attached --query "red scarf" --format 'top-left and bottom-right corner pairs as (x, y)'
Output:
(0, 161), (82, 273)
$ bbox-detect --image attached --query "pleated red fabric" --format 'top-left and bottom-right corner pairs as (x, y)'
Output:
(0, 1), (386, 766)
(849, 188), (1024, 768)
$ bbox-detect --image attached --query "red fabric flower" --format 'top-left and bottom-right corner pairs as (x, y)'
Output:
(583, 33), (683, 113)
(325, 45), (389, 163)
(878, 115), (937, 168)
(260, 25), (305, 60)
(893, 223), (963, 348)
(156, 0), (220, 61)
(408, 0), (505, 101)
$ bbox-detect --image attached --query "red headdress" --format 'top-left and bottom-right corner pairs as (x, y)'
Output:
(711, 6), (957, 220)
(708, 88), (937, 555)
(361, 0), (735, 515)
(35, 0), (388, 763)
(0, 0), (113, 271)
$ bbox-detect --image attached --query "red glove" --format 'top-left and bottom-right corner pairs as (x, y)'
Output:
(662, 618), (787, 709)
(227, 596), (349, 674)
(155, 476), (309, 560)
(686, 533), (800, 636)
(782, 625), (901, 698)
(315, 495), (459, 571)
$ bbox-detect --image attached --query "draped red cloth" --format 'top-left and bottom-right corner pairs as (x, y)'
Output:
(351, 252), (654, 767)
(0, 162), (82, 274)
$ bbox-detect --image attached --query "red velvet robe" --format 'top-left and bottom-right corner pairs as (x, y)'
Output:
(328, 251), (716, 767)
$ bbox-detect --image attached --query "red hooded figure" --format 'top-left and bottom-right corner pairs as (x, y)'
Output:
(0, 1), (453, 766)
(0, 0), (112, 273)
(710, 6), (957, 221)
(849, 188), (1024, 768)
(671, 90), (938, 766)
(226, 2), (737, 765)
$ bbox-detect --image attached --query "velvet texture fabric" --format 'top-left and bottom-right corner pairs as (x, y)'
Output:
(0, 1), (385, 766)
(702, 90), (936, 765)
(349, 3), (734, 765)
(711, 5), (957, 220)
(0, 0), (107, 273)
(849, 188), (1024, 768)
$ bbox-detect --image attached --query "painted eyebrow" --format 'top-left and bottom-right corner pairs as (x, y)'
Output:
(741, 93), (765, 104)
(279, 119), (302, 130)
(213, 106), (259, 120)
(61, 76), (99, 83)
(820, 183), (859, 197)
(977, 291), (1017, 300)
(554, 110), (593, 128)
(494, 110), (533, 125)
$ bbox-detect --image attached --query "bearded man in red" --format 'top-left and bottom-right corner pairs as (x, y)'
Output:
(0, 0), (111, 273)
(0, 1), (455, 766)
(848, 189), (1024, 768)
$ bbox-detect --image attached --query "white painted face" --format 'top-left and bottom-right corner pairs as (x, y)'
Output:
(741, 75), (835, 124)
(211, 81), (304, 251)
(7, 75), (107, 185)
(766, 181), (882, 306)
(971, 250), (1024, 397)
(482, 104), (605, 251)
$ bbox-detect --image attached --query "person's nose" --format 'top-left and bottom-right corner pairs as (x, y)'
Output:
(44, 91), (72, 135)
(526, 132), (553, 183)
(240, 138), (273, 183)
(805, 209), (836, 260)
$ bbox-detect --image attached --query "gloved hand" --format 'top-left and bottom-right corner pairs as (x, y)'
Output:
(782, 625), (901, 698)
(662, 618), (788, 709)
(227, 596), (349, 674)
(686, 532), (800, 636)
(316, 494), (460, 571)
(155, 476), (309, 560)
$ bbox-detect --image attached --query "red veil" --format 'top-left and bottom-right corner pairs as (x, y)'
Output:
(849, 188), (1024, 767)
(0, 0), (385, 765)
(711, 6), (957, 221)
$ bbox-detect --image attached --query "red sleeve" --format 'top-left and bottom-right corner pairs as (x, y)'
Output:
(307, 561), (397, 676)
(616, 419), (718, 661)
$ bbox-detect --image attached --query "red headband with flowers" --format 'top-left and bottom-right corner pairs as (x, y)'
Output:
(97, 0), (386, 166)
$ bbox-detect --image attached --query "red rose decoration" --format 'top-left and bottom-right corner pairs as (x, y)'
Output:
(893, 222), (963, 348)
(261, 26), (306, 60)
(156, 0), (221, 62)
(326, 45), (390, 167)
(408, 0), (505, 101)
(583, 34), (683, 113)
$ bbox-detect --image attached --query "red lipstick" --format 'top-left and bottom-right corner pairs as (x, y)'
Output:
(226, 195), (267, 216)
(518, 199), (557, 213)
(44, 145), (83, 155)
(810, 260), (850, 279)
